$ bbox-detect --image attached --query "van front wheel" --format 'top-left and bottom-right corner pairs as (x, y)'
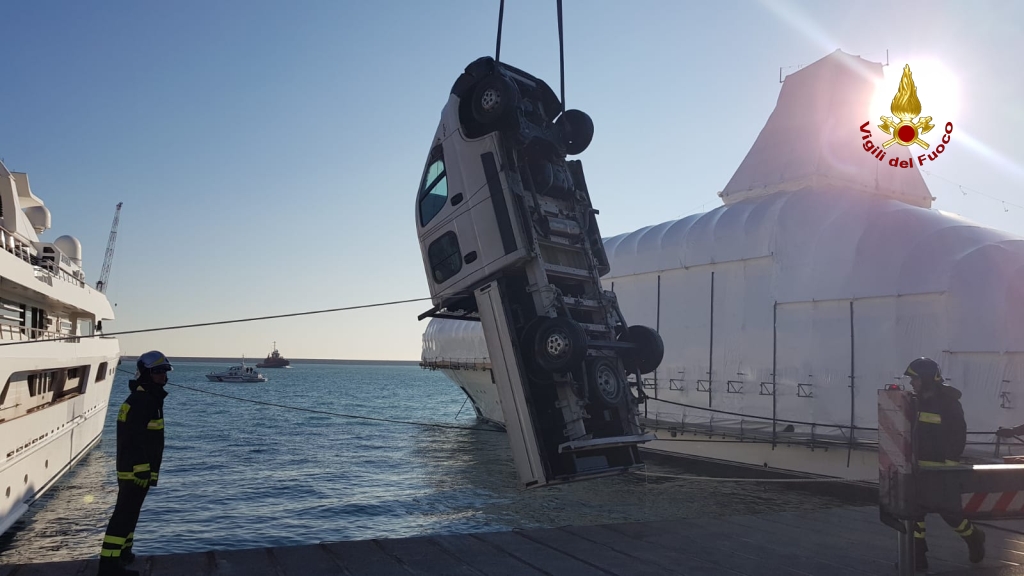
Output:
(471, 75), (519, 127)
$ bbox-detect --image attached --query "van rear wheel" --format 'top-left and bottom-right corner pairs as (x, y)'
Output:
(588, 358), (626, 407)
(533, 316), (588, 374)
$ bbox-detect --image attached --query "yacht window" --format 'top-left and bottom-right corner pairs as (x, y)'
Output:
(418, 145), (448, 227)
(78, 319), (94, 336)
(427, 231), (463, 284)
(27, 371), (57, 396)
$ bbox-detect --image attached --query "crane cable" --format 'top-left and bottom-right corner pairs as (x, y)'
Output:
(557, 0), (565, 108)
(495, 0), (505, 63)
(493, 0), (568, 109)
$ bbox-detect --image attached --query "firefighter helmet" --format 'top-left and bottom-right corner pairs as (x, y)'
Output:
(904, 357), (942, 384)
(137, 350), (173, 375)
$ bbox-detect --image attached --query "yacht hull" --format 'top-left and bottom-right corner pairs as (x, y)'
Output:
(0, 337), (121, 534)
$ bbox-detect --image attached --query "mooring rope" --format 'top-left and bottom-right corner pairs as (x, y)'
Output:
(0, 296), (433, 347)
(113, 368), (503, 434)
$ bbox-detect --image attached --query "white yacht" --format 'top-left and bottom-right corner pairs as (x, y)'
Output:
(206, 361), (267, 383)
(0, 160), (120, 535)
(421, 50), (1024, 483)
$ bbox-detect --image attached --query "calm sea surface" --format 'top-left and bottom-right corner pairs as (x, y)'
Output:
(1, 362), (851, 564)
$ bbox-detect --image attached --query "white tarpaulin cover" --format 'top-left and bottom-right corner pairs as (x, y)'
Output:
(422, 50), (1024, 452)
(422, 315), (489, 364)
(719, 49), (934, 209)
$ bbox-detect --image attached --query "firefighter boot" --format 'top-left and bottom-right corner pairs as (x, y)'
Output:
(120, 550), (136, 566)
(96, 557), (140, 576)
(914, 538), (929, 573)
(965, 527), (986, 564)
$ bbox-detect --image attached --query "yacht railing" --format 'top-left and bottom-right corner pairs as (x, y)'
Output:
(1, 225), (86, 289)
(0, 226), (33, 264)
(34, 258), (86, 288)
(0, 323), (77, 343)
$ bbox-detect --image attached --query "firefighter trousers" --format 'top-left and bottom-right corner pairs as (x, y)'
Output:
(99, 480), (150, 563)
(913, 513), (977, 542)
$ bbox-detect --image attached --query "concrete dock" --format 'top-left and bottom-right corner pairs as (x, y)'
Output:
(5, 506), (1024, 575)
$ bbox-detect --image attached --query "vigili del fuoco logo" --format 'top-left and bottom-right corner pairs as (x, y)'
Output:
(860, 63), (954, 169)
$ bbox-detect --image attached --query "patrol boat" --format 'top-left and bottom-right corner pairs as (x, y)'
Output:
(0, 159), (120, 535)
(206, 360), (268, 383)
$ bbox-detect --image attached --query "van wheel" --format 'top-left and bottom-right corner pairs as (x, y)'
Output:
(588, 358), (626, 407)
(556, 109), (594, 155)
(519, 319), (552, 381)
(472, 75), (519, 127)
(620, 325), (664, 375)
(533, 316), (588, 373)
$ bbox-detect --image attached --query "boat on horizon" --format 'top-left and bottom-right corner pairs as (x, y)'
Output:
(206, 360), (268, 383)
(256, 341), (290, 368)
(0, 159), (120, 535)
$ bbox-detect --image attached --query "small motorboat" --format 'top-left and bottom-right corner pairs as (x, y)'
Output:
(206, 360), (268, 383)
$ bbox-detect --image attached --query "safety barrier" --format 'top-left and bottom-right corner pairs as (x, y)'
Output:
(878, 388), (1024, 574)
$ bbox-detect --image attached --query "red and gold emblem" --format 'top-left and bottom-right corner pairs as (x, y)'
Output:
(878, 64), (935, 149)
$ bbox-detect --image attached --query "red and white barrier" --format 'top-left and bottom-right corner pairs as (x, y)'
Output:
(962, 491), (1024, 515)
(878, 389), (914, 476)
(879, 388), (915, 518)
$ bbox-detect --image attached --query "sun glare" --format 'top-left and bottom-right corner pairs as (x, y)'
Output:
(870, 58), (961, 127)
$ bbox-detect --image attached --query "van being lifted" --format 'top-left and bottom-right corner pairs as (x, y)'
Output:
(415, 56), (664, 488)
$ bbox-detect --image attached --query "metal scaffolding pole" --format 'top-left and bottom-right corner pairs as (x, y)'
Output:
(849, 300), (856, 467)
(708, 271), (715, 408)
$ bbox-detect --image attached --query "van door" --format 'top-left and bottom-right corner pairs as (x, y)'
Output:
(416, 129), (529, 306)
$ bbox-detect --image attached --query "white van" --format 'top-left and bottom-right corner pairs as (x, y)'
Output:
(415, 56), (664, 488)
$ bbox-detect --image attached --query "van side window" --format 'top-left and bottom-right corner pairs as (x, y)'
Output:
(418, 145), (448, 227)
(428, 231), (462, 284)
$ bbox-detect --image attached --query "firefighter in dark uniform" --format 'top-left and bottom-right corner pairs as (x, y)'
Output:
(97, 351), (171, 576)
(905, 357), (986, 571)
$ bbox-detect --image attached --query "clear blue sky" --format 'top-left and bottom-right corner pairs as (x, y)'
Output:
(2, 0), (1021, 360)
